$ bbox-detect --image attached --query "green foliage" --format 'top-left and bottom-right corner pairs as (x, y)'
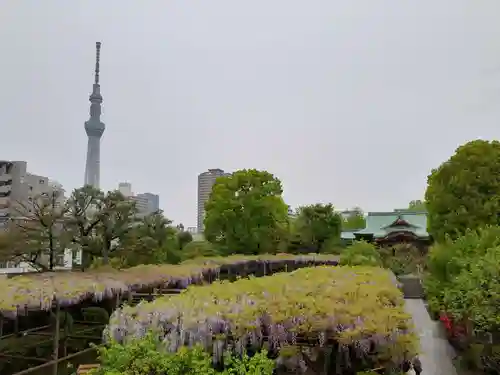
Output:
(294, 203), (342, 253)
(443, 247), (500, 331)
(425, 140), (500, 242)
(94, 190), (138, 264)
(425, 226), (500, 331)
(116, 211), (180, 266)
(408, 199), (426, 211)
(92, 332), (274, 375)
(177, 230), (193, 250)
(93, 333), (217, 375)
(319, 236), (345, 255)
(204, 169), (289, 255)
(222, 351), (275, 375)
(380, 244), (426, 276)
(342, 207), (366, 231)
(65, 186), (138, 269)
(181, 240), (221, 260)
(82, 307), (110, 323)
(340, 241), (382, 267)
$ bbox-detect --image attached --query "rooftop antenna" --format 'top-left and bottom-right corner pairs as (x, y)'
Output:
(94, 42), (101, 84)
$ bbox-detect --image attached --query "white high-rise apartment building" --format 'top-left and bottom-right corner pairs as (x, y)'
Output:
(197, 169), (230, 233)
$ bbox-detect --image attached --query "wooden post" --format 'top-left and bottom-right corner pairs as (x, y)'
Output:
(14, 305), (20, 335)
(52, 301), (60, 375)
(0, 314), (3, 337)
(63, 310), (69, 358)
(128, 288), (133, 304)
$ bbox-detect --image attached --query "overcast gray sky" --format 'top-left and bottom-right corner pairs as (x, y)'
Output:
(2, 1), (500, 226)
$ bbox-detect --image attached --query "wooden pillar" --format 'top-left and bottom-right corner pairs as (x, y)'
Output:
(63, 310), (69, 358)
(14, 305), (19, 335)
(52, 301), (60, 375)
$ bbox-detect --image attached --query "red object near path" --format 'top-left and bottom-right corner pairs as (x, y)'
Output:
(440, 313), (453, 331)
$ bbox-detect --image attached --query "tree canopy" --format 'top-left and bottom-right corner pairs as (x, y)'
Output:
(204, 169), (289, 255)
(408, 200), (426, 211)
(425, 140), (500, 242)
(294, 203), (342, 252)
(0, 185), (183, 271)
(3, 190), (69, 271)
(342, 207), (366, 231)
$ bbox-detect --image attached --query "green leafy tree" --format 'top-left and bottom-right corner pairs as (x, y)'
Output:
(204, 169), (289, 255)
(294, 203), (342, 252)
(444, 246), (500, 332)
(6, 191), (69, 271)
(408, 199), (426, 211)
(94, 190), (138, 265)
(424, 225), (500, 314)
(0, 227), (32, 269)
(425, 140), (500, 242)
(65, 185), (106, 269)
(342, 207), (366, 231)
(65, 186), (138, 269)
(177, 230), (193, 250)
(340, 241), (382, 267)
(117, 210), (179, 266)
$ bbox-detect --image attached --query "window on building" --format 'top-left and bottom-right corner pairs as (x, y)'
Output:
(39, 179), (45, 184)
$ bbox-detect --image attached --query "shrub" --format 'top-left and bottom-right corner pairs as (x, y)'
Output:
(424, 226), (500, 315)
(92, 331), (274, 375)
(340, 241), (382, 267)
(443, 246), (500, 332)
(181, 240), (221, 260)
(380, 244), (426, 276)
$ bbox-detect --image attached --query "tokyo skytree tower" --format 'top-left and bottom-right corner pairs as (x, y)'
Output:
(84, 42), (105, 188)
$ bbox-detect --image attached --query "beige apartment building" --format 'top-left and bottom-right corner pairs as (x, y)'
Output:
(197, 169), (230, 233)
(0, 160), (68, 271)
(0, 161), (65, 228)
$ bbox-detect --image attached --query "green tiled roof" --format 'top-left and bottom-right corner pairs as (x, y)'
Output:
(354, 211), (429, 239)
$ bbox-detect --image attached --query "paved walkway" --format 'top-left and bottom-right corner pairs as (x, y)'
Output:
(404, 299), (459, 375)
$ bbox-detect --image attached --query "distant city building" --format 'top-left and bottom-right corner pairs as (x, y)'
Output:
(186, 226), (197, 234)
(0, 161), (66, 227)
(118, 182), (133, 197)
(133, 192), (160, 216)
(197, 169), (230, 233)
(117, 183), (159, 217)
(0, 160), (69, 272)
